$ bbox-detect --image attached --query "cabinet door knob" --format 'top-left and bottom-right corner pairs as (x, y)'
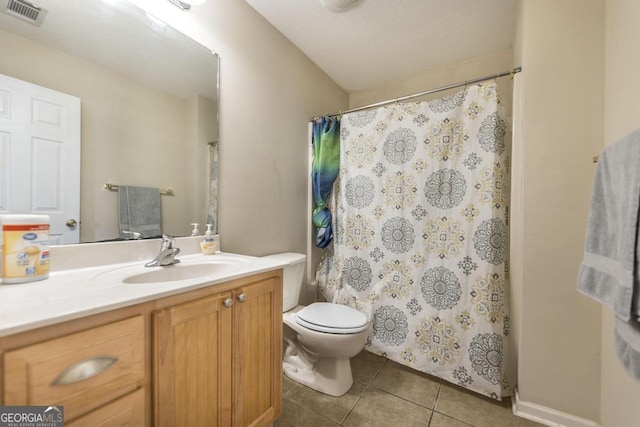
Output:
(223, 298), (233, 308)
(237, 293), (247, 303)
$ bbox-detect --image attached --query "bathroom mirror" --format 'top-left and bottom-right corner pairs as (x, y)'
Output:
(0, 0), (219, 243)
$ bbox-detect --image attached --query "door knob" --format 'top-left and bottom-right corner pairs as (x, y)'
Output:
(66, 218), (78, 228)
(237, 293), (247, 303)
(223, 298), (233, 308)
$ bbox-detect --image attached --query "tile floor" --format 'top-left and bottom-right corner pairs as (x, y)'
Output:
(275, 350), (546, 427)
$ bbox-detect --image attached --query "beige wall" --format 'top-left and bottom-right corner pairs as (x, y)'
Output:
(601, 1), (640, 426)
(0, 29), (204, 242)
(129, 0), (348, 260)
(513, 0), (604, 422)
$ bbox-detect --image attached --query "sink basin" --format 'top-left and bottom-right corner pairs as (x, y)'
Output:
(123, 260), (242, 284)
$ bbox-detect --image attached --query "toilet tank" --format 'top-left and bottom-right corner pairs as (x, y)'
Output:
(263, 252), (306, 312)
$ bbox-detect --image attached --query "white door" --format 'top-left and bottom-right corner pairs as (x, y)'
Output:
(0, 73), (81, 244)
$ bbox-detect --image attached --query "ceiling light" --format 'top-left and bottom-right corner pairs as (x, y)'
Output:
(319, 0), (361, 13)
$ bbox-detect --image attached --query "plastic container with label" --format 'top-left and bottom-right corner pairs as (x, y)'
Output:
(0, 214), (50, 284)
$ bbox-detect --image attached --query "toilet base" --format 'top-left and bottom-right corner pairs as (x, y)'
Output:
(283, 337), (354, 397)
(281, 305), (369, 397)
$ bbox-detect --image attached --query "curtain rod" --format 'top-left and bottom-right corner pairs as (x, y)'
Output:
(312, 66), (522, 121)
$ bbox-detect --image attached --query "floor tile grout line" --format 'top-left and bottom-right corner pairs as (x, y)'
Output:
(341, 356), (446, 424)
(282, 394), (342, 427)
(431, 381), (482, 427)
(434, 379), (443, 411)
(363, 361), (445, 412)
(431, 410), (477, 427)
(280, 352), (523, 427)
(367, 383), (440, 411)
(289, 353), (506, 426)
(426, 409), (434, 426)
(290, 358), (502, 426)
(357, 357), (388, 393)
(428, 379), (443, 426)
(338, 357), (389, 425)
(431, 383), (510, 427)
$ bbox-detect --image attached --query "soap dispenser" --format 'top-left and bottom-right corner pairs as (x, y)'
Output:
(190, 223), (200, 236)
(200, 224), (217, 255)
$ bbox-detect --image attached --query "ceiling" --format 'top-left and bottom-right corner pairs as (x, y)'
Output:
(246, 0), (517, 92)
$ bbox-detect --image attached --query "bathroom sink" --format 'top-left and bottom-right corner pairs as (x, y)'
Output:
(123, 260), (243, 284)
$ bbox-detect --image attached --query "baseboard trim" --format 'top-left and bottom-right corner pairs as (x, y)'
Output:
(512, 388), (600, 427)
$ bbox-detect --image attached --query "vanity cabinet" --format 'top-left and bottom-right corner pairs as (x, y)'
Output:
(65, 388), (145, 427)
(0, 269), (283, 427)
(3, 316), (145, 424)
(154, 274), (283, 427)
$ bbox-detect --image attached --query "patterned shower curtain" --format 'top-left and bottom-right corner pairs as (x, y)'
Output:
(207, 141), (219, 233)
(312, 116), (341, 248)
(317, 82), (512, 399)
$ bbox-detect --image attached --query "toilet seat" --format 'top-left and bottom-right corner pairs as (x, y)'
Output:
(295, 302), (368, 334)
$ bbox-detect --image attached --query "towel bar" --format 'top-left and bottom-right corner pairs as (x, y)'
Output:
(104, 183), (174, 196)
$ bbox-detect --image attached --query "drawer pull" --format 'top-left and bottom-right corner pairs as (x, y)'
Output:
(51, 355), (118, 386)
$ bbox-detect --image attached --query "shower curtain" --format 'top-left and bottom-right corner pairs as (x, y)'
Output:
(207, 141), (219, 233)
(317, 82), (512, 399)
(312, 116), (341, 248)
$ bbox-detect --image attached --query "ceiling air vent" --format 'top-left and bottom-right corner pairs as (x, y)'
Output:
(1, 0), (47, 27)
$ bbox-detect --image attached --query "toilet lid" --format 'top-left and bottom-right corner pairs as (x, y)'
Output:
(295, 302), (368, 334)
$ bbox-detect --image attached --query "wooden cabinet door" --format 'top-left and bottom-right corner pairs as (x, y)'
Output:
(232, 277), (282, 427)
(154, 292), (233, 427)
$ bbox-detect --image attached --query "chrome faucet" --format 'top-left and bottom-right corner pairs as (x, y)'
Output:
(145, 234), (181, 267)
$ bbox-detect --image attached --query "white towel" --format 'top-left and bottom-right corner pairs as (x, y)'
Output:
(118, 185), (162, 239)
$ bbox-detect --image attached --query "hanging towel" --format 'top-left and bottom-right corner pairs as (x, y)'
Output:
(616, 318), (640, 381)
(577, 127), (640, 382)
(577, 129), (640, 321)
(311, 116), (341, 248)
(118, 185), (162, 239)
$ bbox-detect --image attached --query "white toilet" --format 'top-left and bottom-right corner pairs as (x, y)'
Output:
(264, 253), (369, 397)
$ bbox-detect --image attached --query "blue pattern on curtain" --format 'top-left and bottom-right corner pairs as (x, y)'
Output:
(312, 116), (341, 248)
(317, 82), (513, 399)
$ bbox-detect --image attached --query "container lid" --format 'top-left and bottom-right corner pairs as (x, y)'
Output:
(0, 214), (50, 224)
(295, 302), (368, 334)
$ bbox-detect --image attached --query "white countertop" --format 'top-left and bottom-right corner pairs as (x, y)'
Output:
(0, 251), (286, 338)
